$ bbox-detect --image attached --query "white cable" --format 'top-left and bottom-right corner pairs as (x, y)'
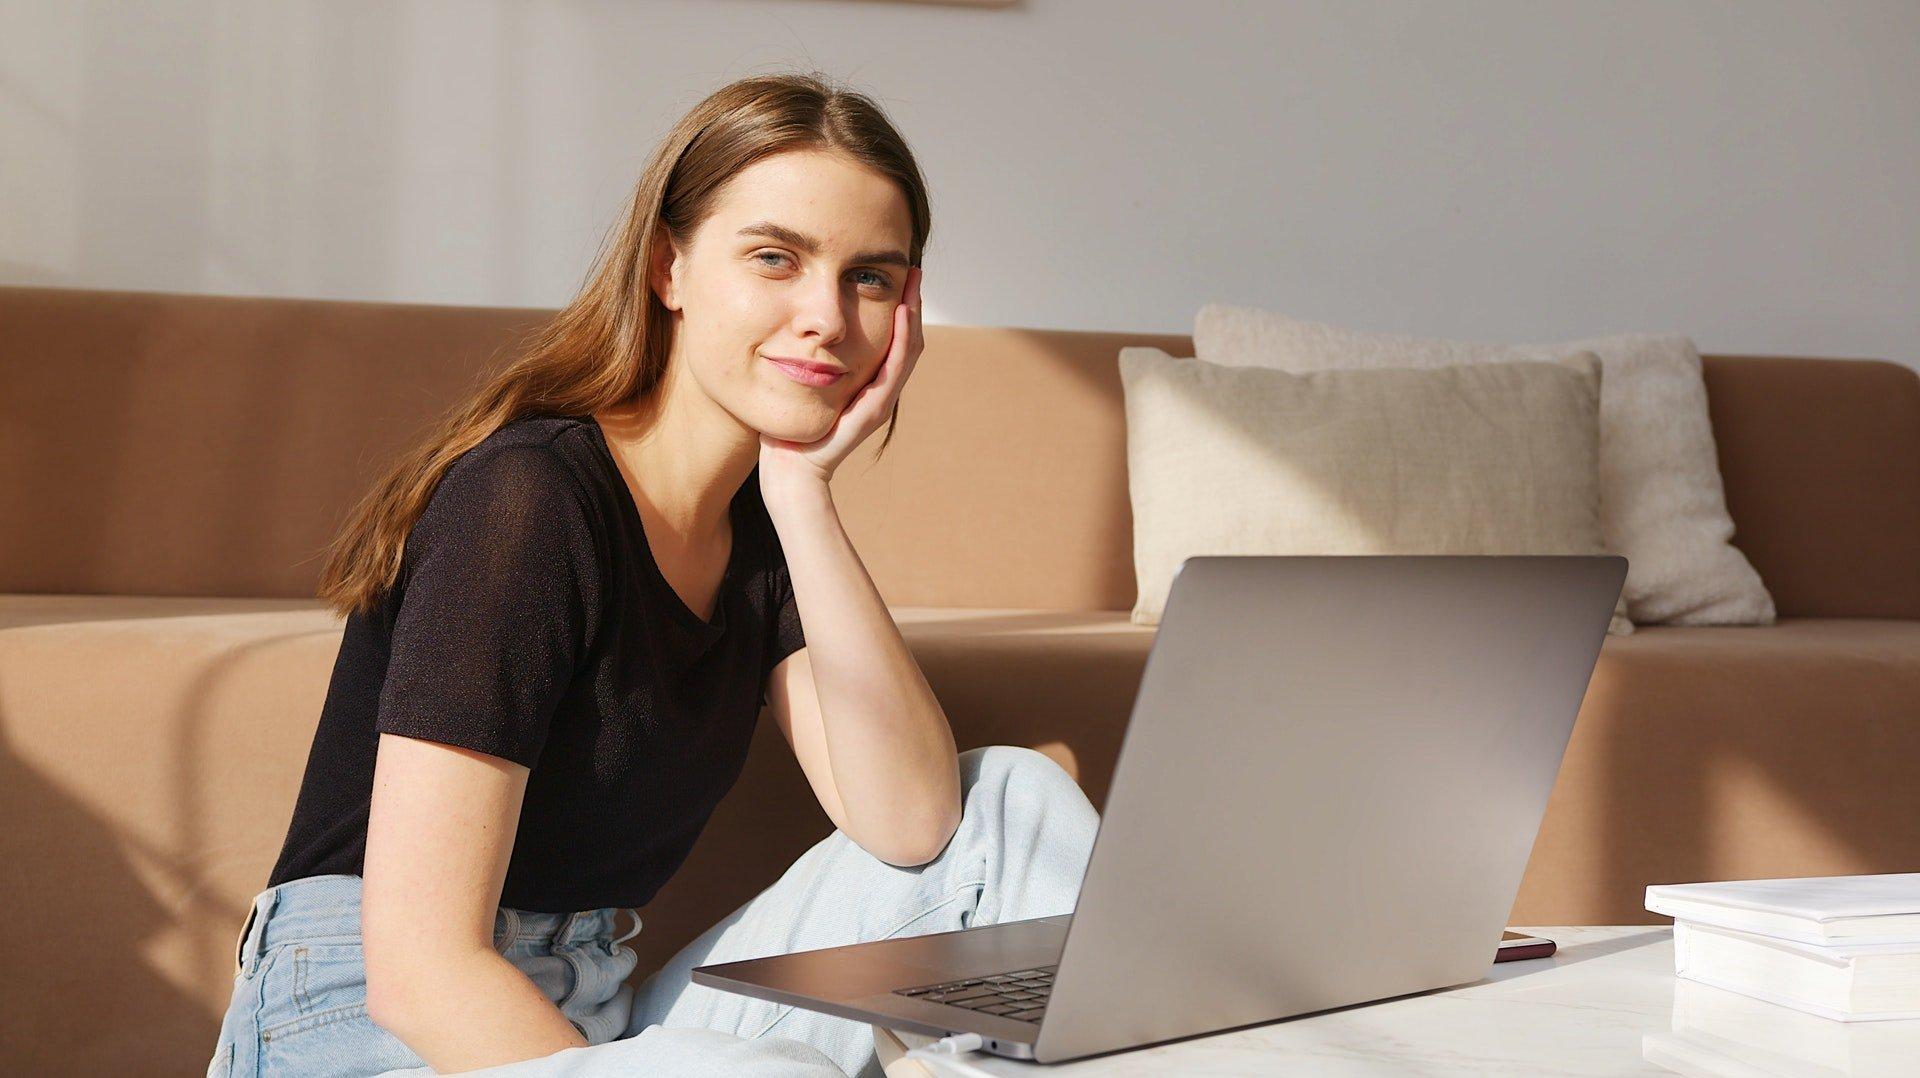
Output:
(915, 1031), (985, 1055)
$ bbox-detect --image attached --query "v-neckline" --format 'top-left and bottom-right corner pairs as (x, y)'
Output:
(583, 416), (746, 640)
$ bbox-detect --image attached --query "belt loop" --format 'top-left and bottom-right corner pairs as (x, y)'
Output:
(613, 908), (643, 946)
(557, 910), (582, 946)
(493, 906), (521, 954)
(236, 888), (277, 978)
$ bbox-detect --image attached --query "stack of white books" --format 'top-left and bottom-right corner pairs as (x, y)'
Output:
(1645, 873), (1920, 1022)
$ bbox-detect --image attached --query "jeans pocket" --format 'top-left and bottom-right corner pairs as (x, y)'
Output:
(257, 941), (419, 1075)
(260, 1007), (418, 1077)
(257, 942), (374, 1042)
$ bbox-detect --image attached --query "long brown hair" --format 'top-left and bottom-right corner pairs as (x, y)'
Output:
(317, 71), (931, 618)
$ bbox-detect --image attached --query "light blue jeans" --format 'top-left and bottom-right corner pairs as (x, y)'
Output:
(207, 745), (1100, 1078)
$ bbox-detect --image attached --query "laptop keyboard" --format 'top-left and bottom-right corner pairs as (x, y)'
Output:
(892, 965), (1056, 1022)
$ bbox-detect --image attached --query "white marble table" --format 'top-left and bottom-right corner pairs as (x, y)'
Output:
(888, 926), (1920, 1077)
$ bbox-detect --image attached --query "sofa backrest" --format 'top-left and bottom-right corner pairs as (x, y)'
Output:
(1703, 356), (1920, 618)
(4, 285), (1916, 617)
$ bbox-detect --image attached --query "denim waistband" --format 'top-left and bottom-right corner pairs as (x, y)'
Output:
(235, 874), (642, 976)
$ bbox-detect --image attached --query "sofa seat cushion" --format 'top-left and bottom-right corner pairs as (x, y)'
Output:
(1515, 617), (1920, 923)
(0, 595), (343, 1076)
(6, 595), (1918, 1074)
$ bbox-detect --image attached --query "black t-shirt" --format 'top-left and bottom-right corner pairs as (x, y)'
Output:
(267, 413), (806, 913)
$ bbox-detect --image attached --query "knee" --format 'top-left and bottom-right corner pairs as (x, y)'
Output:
(952, 746), (1100, 870)
(958, 745), (1084, 808)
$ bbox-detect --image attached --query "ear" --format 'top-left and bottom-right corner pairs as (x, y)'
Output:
(648, 230), (684, 312)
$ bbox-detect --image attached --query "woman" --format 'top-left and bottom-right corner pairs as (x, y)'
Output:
(206, 71), (1100, 1078)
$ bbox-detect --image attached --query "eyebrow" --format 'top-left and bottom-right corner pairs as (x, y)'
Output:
(735, 221), (911, 269)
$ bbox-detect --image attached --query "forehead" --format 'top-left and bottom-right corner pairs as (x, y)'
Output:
(706, 150), (911, 250)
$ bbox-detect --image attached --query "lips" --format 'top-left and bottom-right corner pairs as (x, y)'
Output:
(764, 355), (846, 387)
(763, 355), (845, 375)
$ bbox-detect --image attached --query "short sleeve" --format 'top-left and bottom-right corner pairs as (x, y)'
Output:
(760, 536), (807, 708)
(376, 445), (603, 768)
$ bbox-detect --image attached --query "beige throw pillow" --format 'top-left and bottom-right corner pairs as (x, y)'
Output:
(1118, 347), (1633, 635)
(1192, 304), (1774, 626)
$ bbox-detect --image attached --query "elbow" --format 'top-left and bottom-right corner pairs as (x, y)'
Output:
(871, 840), (941, 869)
(870, 806), (962, 868)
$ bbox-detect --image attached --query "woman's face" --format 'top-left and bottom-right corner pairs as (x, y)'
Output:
(653, 149), (914, 446)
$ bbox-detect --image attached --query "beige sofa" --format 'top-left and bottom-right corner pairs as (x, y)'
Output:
(3, 284), (1917, 1076)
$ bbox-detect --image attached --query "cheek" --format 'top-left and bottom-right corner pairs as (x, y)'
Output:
(690, 280), (782, 365)
(855, 304), (896, 364)
(704, 275), (772, 334)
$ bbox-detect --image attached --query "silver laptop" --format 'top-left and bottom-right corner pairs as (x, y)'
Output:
(692, 554), (1626, 1064)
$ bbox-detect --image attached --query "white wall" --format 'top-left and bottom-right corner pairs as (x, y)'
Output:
(3, 0), (1915, 365)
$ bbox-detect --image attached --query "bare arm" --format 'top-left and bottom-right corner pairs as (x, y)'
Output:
(762, 482), (961, 867)
(361, 732), (587, 1070)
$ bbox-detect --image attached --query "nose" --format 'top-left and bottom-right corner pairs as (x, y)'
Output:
(790, 274), (849, 348)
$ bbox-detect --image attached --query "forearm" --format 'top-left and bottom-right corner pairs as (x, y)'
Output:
(765, 480), (961, 861)
(370, 947), (587, 1070)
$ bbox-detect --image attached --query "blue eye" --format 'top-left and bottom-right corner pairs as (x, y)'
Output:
(755, 252), (889, 290)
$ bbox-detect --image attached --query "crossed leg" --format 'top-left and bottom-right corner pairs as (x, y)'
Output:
(625, 744), (1100, 1078)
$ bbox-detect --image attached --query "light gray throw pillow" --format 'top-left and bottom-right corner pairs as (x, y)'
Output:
(1193, 304), (1774, 626)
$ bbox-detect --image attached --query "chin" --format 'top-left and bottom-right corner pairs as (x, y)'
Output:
(754, 405), (837, 446)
